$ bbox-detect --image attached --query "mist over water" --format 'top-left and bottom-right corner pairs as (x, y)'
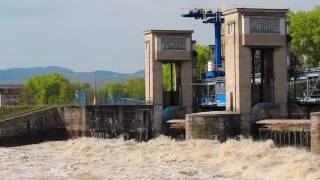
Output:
(0, 136), (319, 180)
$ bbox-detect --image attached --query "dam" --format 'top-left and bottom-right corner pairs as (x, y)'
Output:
(1, 7), (320, 146)
(0, 6), (320, 180)
(1, 7), (320, 150)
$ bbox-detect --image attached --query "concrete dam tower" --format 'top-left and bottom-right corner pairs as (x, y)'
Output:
(144, 30), (194, 135)
(182, 8), (290, 139)
(223, 8), (290, 129)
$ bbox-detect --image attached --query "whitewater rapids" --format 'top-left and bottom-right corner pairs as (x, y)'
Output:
(0, 136), (319, 180)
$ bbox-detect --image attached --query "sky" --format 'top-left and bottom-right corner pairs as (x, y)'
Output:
(0, 0), (318, 73)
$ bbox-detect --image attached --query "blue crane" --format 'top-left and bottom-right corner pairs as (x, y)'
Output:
(182, 8), (226, 106)
(182, 8), (225, 78)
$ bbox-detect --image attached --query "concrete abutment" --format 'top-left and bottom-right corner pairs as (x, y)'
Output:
(0, 105), (154, 146)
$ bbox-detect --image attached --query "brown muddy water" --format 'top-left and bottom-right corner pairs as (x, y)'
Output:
(0, 136), (319, 180)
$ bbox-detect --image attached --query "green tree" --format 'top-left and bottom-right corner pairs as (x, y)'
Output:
(195, 44), (211, 76)
(289, 6), (320, 67)
(125, 77), (145, 100)
(98, 77), (145, 101)
(98, 82), (127, 100)
(22, 73), (74, 105)
(162, 63), (176, 92)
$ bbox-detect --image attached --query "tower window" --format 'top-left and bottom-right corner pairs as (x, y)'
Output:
(161, 37), (186, 50)
(145, 41), (150, 51)
(227, 23), (235, 34)
(250, 18), (280, 33)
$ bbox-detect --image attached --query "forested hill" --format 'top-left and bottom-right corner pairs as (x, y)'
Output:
(0, 66), (144, 87)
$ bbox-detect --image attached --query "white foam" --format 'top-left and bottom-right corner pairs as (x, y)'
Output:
(0, 136), (319, 179)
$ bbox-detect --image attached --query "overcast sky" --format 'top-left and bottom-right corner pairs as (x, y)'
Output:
(0, 0), (318, 73)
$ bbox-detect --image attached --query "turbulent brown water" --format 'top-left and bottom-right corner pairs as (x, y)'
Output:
(0, 136), (320, 180)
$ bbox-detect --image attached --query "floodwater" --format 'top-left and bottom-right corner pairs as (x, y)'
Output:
(0, 136), (320, 180)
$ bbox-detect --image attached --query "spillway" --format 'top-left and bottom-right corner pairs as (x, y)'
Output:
(0, 136), (319, 179)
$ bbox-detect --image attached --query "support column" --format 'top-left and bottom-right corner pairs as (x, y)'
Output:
(153, 105), (163, 136)
(240, 113), (251, 136)
(311, 112), (320, 154)
(273, 47), (288, 117)
(181, 61), (193, 113)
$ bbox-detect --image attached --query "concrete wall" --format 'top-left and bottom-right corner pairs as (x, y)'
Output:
(242, 34), (287, 46)
(156, 51), (191, 61)
(287, 103), (320, 119)
(250, 103), (320, 136)
(85, 105), (153, 140)
(250, 103), (320, 124)
(0, 107), (68, 146)
(0, 105), (154, 146)
(59, 106), (86, 136)
(224, 12), (242, 113)
(186, 111), (240, 141)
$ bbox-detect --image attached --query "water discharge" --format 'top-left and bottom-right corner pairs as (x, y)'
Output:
(0, 136), (319, 180)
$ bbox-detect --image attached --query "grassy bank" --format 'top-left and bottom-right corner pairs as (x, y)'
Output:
(0, 106), (49, 121)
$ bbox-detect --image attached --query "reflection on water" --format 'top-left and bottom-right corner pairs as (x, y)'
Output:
(0, 136), (319, 180)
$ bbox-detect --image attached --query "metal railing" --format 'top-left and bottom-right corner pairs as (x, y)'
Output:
(98, 98), (147, 105)
(259, 128), (311, 149)
(289, 68), (320, 104)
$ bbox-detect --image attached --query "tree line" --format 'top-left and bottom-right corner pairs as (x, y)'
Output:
(21, 73), (144, 106)
(97, 77), (145, 102)
(289, 5), (320, 68)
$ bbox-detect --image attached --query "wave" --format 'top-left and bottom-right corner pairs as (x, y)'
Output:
(0, 136), (319, 179)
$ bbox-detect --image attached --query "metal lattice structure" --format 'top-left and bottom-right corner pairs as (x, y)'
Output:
(182, 7), (226, 107)
(193, 77), (226, 106)
(289, 68), (320, 104)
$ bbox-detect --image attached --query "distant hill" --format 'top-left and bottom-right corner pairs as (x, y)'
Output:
(0, 66), (144, 87)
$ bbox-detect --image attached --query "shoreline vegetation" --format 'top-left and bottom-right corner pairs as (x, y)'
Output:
(0, 106), (48, 121)
(19, 73), (145, 106)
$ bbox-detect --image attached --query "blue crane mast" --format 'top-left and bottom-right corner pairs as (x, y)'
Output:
(182, 8), (226, 106)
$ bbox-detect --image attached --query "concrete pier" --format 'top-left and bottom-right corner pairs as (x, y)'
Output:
(186, 111), (240, 141)
(311, 112), (320, 154)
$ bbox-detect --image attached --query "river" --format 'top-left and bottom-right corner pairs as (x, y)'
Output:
(0, 136), (319, 180)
